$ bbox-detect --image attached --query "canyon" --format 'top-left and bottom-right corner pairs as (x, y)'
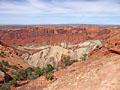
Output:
(0, 25), (120, 90)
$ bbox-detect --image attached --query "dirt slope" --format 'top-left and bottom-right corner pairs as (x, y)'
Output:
(44, 54), (120, 90)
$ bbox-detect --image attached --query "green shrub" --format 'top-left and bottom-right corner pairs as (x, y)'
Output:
(63, 56), (71, 66)
(14, 69), (27, 80)
(27, 74), (39, 80)
(63, 56), (77, 66)
(10, 79), (17, 86)
(0, 61), (55, 88)
(12, 65), (19, 70)
(2, 60), (11, 67)
(81, 54), (87, 61)
(25, 67), (34, 73)
(0, 83), (10, 90)
(96, 45), (99, 48)
(71, 60), (78, 63)
(34, 67), (44, 76)
(45, 72), (54, 80)
(63, 56), (70, 61)
(46, 64), (54, 73)
(0, 51), (6, 58)
(11, 72), (16, 75)
(9, 51), (12, 54)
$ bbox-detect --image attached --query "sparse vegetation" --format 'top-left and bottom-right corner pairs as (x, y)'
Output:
(9, 51), (12, 54)
(10, 79), (17, 86)
(0, 51), (6, 58)
(45, 72), (54, 80)
(11, 65), (19, 70)
(63, 56), (78, 66)
(81, 54), (88, 61)
(34, 67), (44, 76)
(0, 60), (55, 89)
(96, 45), (99, 48)
(0, 60), (9, 72)
(0, 83), (10, 90)
(46, 64), (54, 73)
(2, 60), (11, 67)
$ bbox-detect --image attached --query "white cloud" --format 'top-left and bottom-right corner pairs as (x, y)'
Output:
(0, 0), (120, 16)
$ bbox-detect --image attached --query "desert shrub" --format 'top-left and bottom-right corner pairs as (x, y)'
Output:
(10, 79), (17, 86)
(45, 72), (54, 80)
(27, 74), (39, 80)
(2, 60), (11, 67)
(0, 61), (9, 72)
(63, 56), (77, 66)
(14, 69), (27, 80)
(64, 60), (72, 66)
(63, 56), (70, 61)
(18, 64), (23, 68)
(11, 65), (19, 70)
(63, 56), (71, 66)
(9, 51), (12, 54)
(25, 67), (34, 73)
(0, 63), (55, 89)
(0, 83), (10, 90)
(34, 67), (44, 76)
(71, 60), (78, 63)
(0, 51), (6, 58)
(96, 45), (99, 48)
(46, 64), (54, 73)
(81, 54), (87, 61)
(11, 72), (16, 75)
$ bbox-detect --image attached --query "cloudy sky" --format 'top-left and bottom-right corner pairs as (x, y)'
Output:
(0, 0), (120, 24)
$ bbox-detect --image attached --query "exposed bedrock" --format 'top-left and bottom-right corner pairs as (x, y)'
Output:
(20, 40), (101, 68)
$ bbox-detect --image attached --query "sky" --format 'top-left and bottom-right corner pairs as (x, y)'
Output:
(0, 0), (120, 24)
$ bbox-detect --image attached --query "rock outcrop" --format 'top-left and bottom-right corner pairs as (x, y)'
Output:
(0, 25), (118, 46)
(18, 32), (120, 90)
(0, 41), (30, 69)
(1, 25), (120, 90)
(19, 40), (101, 68)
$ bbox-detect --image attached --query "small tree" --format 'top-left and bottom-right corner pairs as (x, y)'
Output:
(46, 64), (54, 73)
(0, 51), (6, 58)
(12, 65), (19, 70)
(10, 79), (17, 86)
(45, 72), (54, 80)
(34, 67), (44, 76)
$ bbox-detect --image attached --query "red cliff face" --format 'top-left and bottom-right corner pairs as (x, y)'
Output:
(1, 25), (120, 90)
(17, 31), (120, 90)
(1, 25), (119, 46)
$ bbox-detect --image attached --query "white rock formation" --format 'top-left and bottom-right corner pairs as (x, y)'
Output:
(21, 40), (102, 68)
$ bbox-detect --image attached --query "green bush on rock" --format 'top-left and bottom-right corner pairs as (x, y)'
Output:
(63, 56), (78, 66)
(45, 72), (54, 80)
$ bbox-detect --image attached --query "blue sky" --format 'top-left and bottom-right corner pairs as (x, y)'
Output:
(0, 0), (120, 24)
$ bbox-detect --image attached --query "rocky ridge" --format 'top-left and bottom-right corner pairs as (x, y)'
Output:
(18, 30), (120, 90)
(18, 40), (101, 68)
(0, 25), (120, 90)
